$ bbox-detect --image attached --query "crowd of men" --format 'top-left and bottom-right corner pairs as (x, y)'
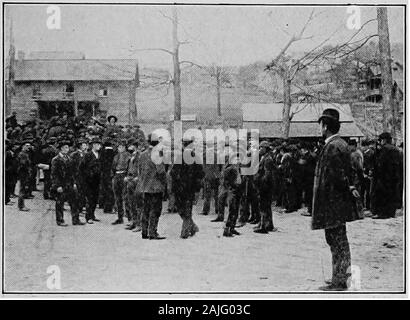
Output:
(5, 109), (404, 241)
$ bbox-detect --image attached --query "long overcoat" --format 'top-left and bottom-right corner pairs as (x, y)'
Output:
(312, 135), (359, 230)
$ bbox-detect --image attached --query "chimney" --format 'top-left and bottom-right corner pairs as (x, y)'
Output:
(17, 50), (25, 61)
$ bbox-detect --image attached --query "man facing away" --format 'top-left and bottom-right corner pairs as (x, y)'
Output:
(312, 108), (360, 291)
(139, 133), (167, 240)
(170, 139), (204, 238)
(51, 140), (85, 227)
(371, 132), (401, 219)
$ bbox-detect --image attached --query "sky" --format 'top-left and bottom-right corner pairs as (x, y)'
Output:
(4, 4), (405, 70)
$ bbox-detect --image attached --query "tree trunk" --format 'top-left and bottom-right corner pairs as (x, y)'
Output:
(282, 72), (292, 139)
(216, 66), (222, 117)
(172, 8), (182, 121)
(377, 7), (395, 139)
(6, 18), (15, 116)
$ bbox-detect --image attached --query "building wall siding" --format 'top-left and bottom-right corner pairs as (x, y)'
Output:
(11, 80), (133, 123)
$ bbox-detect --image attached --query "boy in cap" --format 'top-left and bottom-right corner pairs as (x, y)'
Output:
(51, 140), (85, 226)
(112, 139), (131, 225)
(17, 139), (33, 211)
(124, 138), (143, 231)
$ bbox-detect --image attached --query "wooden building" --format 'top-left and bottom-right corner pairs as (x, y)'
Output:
(10, 52), (138, 124)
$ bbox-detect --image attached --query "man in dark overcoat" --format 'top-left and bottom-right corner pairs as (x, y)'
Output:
(371, 132), (401, 219)
(312, 108), (360, 291)
(254, 141), (276, 233)
(70, 138), (89, 212)
(170, 139), (204, 238)
(80, 137), (102, 224)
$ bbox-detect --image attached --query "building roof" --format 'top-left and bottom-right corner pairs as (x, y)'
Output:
(242, 103), (363, 138)
(242, 103), (355, 122)
(14, 59), (137, 81)
(242, 121), (364, 138)
(27, 51), (86, 60)
(169, 114), (197, 121)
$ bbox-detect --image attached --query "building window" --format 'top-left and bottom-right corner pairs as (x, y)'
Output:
(65, 83), (74, 93)
(32, 84), (41, 97)
(99, 88), (108, 97)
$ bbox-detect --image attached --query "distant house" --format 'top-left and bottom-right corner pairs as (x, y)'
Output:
(242, 103), (364, 139)
(10, 51), (138, 123)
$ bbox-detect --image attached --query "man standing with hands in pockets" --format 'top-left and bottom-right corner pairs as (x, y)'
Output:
(312, 108), (360, 291)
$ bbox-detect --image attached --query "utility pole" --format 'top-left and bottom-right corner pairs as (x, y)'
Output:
(282, 69), (292, 139)
(377, 7), (395, 139)
(129, 63), (139, 125)
(6, 17), (15, 116)
(172, 7), (182, 121)
(215, 66), (222, 117)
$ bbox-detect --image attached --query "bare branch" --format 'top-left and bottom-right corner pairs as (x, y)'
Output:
(130, 48), (174, 56)
(334, 34), (379, 59)
(266, 9), (316, 72)
(157, 9), (175, 23)
(296, 9), (315, 40)
(179, 60), (205, 69)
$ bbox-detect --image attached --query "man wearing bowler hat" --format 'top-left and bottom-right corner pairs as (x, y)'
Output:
(80, 136), (103, 224)
(111, 139), (131, 225)
(51, 140), (85, 226)
(312, 108), (360, 290)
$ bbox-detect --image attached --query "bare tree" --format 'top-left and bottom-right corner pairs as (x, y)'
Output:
(265, 9), (317, 138)
(265, 9), (378, 138)
(131, 7), (189, 121)
(180, 61), (232, 117)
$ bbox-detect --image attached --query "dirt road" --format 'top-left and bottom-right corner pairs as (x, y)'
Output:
(3, 193), (404, 293)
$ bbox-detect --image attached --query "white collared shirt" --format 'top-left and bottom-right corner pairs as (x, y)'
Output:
(92, 150), (99, 159)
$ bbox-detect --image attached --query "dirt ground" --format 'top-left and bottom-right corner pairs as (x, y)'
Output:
(3, 191), (404, 294)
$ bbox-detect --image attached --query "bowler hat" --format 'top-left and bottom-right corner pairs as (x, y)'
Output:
(57, 140), (71, 149)
(77, 138), (88, 146)
(378, 132), (392, 141)
(107, 115), (118, 123)
(318, 108), (340, 124)
(102, 137), (113, 147)
(91, 137), (102, 145)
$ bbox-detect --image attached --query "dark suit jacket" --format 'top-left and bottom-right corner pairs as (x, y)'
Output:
(51, 153), (75, 190)
(80, 151), (101, 183)
(373, 143), (401, 207)
(312, 135), (359, 230)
